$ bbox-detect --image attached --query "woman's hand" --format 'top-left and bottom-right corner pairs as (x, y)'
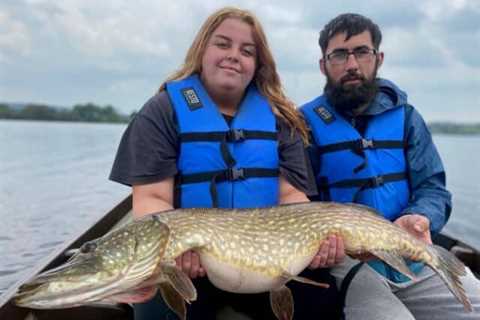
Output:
(175, 250), (206, 279)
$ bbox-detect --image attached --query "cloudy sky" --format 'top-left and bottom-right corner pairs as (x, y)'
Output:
(1, 0), (479, 122)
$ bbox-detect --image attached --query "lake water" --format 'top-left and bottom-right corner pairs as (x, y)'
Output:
(0, 120), (479, 296)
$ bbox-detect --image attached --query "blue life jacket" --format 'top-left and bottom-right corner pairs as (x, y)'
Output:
(301, 95), (422, 282)
(166, 74), (279, 209)
(301, 95), (409, 219)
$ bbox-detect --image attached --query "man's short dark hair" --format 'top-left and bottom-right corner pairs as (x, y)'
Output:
(318, 13), (382, 55)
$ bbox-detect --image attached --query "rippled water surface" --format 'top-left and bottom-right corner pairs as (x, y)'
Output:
(0, 120), (479, 295)
(0, 120), (130, 294)
(434, 134), (480, 248)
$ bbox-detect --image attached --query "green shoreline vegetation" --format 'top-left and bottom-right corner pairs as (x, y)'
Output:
(0, 103), (133, 123)
(427, 122), (480, 135)
(1, 103), (479, 134)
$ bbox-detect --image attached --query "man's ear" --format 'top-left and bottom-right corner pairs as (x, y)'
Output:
(376, 51), (384, 69)
(319, 58), (326, 75)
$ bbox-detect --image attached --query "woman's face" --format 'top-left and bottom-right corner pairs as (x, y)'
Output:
(200, 18), (257, 101)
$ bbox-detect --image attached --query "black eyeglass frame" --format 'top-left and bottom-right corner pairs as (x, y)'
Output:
(326, 47), (378, 65)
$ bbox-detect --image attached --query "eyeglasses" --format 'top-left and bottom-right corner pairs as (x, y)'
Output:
(326, 47), (377, 65)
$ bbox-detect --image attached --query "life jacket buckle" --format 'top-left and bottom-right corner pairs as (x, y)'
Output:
(227, 168), (245, 180)
(370, 176), (384, 187)
(361, 138), (374, 149)
(227, 129), (245, 142)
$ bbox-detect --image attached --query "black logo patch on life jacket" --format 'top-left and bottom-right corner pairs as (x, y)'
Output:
(182, 88), (202, 110)
(314, 106), (335, 124)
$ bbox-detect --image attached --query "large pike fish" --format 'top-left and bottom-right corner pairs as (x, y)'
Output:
(14, 202), (472, 319)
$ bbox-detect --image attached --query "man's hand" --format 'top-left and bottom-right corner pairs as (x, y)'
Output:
(394, 214), (432, 244)
(309, 235), (346, 269)
(175, 250), (206, 279)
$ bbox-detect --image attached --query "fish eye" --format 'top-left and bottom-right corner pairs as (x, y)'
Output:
(80, 241), (97, 253)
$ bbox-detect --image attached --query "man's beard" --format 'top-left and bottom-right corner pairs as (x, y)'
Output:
(324, 68), (379, 113)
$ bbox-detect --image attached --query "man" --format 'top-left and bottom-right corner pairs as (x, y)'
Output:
(301, 13), (480, 320)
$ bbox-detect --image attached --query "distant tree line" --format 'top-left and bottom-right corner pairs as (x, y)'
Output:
(1, 102), (479, 134)
(428, 122), (480, 135)
(0, 103), (133, 123)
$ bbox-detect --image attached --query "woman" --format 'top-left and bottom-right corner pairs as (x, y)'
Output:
(110, 7), (339, 320)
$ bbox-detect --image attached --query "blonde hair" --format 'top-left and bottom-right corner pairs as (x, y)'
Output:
(159, 7), (309, 143)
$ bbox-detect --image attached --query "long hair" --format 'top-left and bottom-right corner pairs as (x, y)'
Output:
(159, 7), (309, 143)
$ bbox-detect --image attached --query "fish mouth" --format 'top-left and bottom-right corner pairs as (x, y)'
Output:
(14, 218), (171, 309)
(14, 259), (124, 309)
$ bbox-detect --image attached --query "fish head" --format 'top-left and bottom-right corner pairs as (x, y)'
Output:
(14, 217), (170, 309)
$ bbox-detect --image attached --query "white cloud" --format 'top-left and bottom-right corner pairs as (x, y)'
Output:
(420, 0), (476, 20)
(26, 1), (173, 58)
(0, 11), (32, 62)
(0, 0), (478, 121)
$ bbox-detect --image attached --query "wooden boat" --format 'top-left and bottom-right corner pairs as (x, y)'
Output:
(1, 195), (479, 320)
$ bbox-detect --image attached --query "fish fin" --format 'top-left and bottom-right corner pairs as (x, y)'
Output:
(280, 271), (329, 288)
(370, 250), (416, 280)
(24, 312), (38, 320)
(426, 245), (472, 312)
(270, 285), (294, 320)
(99, 287), (157, 304)
(80, 300), (123, 308)
(161, 264), (197, 302)
(158, 282), (187, 320)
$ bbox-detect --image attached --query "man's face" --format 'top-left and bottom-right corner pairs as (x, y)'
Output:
(320, 31), (384, 112)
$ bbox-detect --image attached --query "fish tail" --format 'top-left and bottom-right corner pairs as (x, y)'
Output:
(427, 244), (472, 312)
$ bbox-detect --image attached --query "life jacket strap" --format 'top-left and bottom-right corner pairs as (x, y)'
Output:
(179, 168), (279, 208)
(180, 129), (277, 142)
(326, 172), (406, 189)
(180, 129), (278, 185)
(178, 168), (279, 185)
(319, 139), (405, 174)
(318, 139), (405, 155)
